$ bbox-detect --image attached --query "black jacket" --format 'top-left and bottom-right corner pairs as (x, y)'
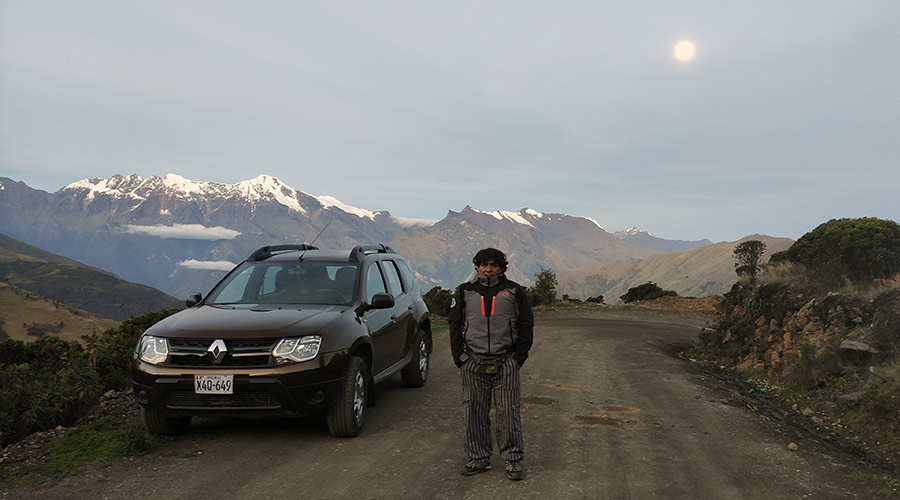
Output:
(448, 274), (534, 368)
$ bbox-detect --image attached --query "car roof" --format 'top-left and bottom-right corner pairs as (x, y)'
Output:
(247, 244), (399, 264)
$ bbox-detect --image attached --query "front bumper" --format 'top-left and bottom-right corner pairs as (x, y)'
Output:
(132, 350), (348, 418)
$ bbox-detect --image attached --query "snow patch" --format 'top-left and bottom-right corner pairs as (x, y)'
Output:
(524, 208), (543, 218)
(585, 218), (606, 231)
(315, 195), (378, 220)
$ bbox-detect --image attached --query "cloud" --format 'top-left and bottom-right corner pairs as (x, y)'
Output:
(125, 223), (240, 240)
(392, 216), (437, 227)
(177, 259), (236, 271)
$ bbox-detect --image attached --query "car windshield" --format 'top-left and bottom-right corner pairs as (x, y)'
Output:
(206, 261), (359, 306)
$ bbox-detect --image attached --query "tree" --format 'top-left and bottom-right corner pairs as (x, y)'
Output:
(528, 267), (558, 306)
(733, 240), (766, 279)
(422, 287), (453, 317)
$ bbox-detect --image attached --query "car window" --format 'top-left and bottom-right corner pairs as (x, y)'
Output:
(207, 264), (255, 303)
(365, 263), (387, 303)
(383, 260), (405, 295)
(396, 259), (415, 292)
(207, 262), (357, 305)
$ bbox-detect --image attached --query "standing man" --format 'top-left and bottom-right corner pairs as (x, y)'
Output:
(449, 248), (534, 481)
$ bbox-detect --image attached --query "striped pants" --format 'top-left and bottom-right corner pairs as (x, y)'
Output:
(460, 355), (524, 461)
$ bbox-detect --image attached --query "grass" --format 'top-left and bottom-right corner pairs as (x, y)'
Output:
(0, 415), (164, 487)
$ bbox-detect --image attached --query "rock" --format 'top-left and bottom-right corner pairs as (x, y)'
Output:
(755, 315), (767, 327)
(792, 403), (799, 411)
(839, 340), (878, 354)
(837, 392), (864, 402)
(104, 389), (118, 398)
(788, 442), (799, 451)
(801, 407), (814, 417)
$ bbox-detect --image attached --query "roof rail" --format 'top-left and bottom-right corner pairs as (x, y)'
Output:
(247, 244), (318, 262)
(348, 244), (395, 262)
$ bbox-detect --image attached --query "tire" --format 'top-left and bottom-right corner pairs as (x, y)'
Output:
(327, 356), (368, 437)
(401, 331), (429, 388)
(141, 407), (191, 435)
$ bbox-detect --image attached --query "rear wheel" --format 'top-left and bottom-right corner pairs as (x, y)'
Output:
(141, 407), (191, 435)
(401, 331), (429, 387)
(327, 356), (368, 437)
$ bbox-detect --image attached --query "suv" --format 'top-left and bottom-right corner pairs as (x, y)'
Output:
(132, 244), (431, 437)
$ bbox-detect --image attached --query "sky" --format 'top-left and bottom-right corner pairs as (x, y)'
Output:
(1, 1), (898, 243)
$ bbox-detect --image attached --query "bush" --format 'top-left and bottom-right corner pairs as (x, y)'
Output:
(93, 309), (181, 390)
(0, 308), (180, 446)
(620, 282), (677, 304)
(422, 287), (453, 317)
(770, 217), (900, 285)
(586, 295), (605, 304)
(0, 337), (100, 446)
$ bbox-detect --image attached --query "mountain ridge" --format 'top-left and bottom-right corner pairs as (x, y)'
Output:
(0, 174), (712, 298)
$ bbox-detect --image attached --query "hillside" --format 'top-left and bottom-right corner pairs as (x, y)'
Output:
(0, 282), (119, 343)
(0, 233), (182, 320)
(557, 235), (794, 303)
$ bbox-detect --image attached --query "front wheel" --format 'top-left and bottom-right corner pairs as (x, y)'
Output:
(141, 407), (191, 435)
(327, 356), (368, 437)
(401, 331), (429, 387)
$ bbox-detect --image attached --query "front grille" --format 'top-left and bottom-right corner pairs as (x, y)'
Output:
(166, 391), (281, 409)
(166, 338), (276, 368)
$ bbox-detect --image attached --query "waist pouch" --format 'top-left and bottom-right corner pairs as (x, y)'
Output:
(468, 350), (509, 375)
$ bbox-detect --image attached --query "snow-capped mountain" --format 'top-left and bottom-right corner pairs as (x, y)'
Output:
(615, 226), (711, 253)
(0, 174), (693, 298)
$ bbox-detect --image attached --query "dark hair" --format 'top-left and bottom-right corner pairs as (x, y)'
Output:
(473, 248), (508, 272)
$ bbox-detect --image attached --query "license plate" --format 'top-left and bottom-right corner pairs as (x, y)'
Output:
(194, 374), (233, 394)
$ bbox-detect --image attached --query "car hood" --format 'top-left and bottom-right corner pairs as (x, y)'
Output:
(146, 305), (350, 339)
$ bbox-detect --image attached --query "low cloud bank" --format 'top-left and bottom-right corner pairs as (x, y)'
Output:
(177, 259), (236, 271)
(126, 223), (240, 240)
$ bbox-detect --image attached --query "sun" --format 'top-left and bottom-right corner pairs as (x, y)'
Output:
(674, 40), (696, 62)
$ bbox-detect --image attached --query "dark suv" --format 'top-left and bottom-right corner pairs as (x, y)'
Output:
(132, 244), (431, 437)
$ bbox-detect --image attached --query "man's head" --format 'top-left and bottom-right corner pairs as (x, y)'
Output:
(473, 248), (508, 277)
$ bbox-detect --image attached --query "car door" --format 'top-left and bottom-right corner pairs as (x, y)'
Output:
(381, 259), (414, 365)
(362, 261), (400, 375)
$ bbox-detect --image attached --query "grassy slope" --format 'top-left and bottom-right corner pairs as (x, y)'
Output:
(0, 282), (119, 343)
(0, 234), (182, 321)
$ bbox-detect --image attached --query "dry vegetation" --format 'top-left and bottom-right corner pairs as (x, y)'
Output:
(0, 283), (118, 343)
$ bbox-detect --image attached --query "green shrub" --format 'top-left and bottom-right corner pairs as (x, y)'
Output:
(94, 309), (180, 390)
(0, 308), (180, 447)
(0, 337), (100, 446)
(620, 282), (677, 304)
(422, 287), (453, 317)
(771, 217), (900, 285)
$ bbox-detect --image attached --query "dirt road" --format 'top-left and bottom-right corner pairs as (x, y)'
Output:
(2, 309), (889, 499)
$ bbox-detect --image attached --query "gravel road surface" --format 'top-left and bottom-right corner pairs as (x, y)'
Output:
(2, 309), (888, 500)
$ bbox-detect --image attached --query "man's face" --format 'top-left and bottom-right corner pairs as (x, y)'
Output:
(477, 260), (502, 277)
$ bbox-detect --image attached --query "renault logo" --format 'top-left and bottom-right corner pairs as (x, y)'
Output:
(207, 339), (228, 364)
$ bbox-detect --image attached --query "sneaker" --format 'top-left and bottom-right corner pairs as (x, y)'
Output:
(505, 460), (525, 481)
(461, 458), (492, 476)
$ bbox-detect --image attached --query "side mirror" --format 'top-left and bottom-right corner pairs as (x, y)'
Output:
(370, 293), (395, 309)
(185, 293), (202, 307)
(355, 293), (395, 316)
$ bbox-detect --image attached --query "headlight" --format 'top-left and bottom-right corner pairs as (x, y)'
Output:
(273, 335), (321, 363)
(137, 335), (168, 365)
